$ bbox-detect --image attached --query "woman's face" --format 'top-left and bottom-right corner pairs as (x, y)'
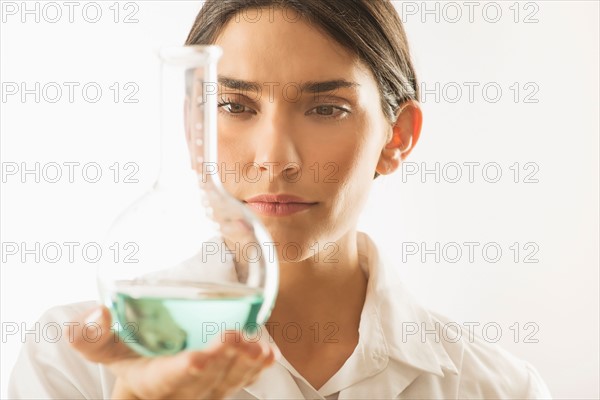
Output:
(212, 7), (394, 258)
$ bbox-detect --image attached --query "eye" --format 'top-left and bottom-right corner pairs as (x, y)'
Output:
(316, 105), (335, 116)
(218, 102), (246, 114)
(217, 96), (255, 118)
(307, 105), (350, 120)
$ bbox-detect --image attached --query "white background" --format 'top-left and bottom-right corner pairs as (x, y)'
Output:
(1, 1), (598, 398)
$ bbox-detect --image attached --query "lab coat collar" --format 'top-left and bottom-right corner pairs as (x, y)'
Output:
(356, 232), (459, 377)
(335, 232), (460, 399)
(243, 232), (459, 399)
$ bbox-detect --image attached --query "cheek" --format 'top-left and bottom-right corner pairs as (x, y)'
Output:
(325, 128), (383, 212)
(336, 149), (376, 199)
(217, 123), (262, 167)
(215, 135), (250, 194)
(325, 126), (381, 187)
(218, 131), (244, 159)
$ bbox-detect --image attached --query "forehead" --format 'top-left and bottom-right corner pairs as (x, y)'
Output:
(213, 7), (372, 87)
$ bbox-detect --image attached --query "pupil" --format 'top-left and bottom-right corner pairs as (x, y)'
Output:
(320, 106), (331, 115)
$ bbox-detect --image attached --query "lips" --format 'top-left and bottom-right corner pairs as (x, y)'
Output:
(243, 194), (317, 216)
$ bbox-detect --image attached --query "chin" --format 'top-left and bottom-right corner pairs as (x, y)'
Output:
(263, 229), (315, 261)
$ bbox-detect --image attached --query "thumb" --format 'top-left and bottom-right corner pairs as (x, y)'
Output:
(69, 305), (137, 364)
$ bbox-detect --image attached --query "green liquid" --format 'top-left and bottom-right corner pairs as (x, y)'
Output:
(110, 281), (264, 356)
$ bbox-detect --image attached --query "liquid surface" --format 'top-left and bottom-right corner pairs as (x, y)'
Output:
(110, 281), (264, 356)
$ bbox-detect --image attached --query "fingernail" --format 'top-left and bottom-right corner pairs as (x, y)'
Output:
(84, 308), (103, 325)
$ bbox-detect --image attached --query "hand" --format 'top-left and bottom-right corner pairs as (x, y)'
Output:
(70, 306), (277, 399)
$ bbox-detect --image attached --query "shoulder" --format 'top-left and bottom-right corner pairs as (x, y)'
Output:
(429, 311), (552, 399)
(8, 301), (114, 399)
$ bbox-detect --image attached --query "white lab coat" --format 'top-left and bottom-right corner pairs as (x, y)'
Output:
(8, 232), (552, 399)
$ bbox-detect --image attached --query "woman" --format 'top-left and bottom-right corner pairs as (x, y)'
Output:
(8, 1), (551, 399)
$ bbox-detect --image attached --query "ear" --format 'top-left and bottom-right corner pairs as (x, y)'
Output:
(375, 100), (422, 175)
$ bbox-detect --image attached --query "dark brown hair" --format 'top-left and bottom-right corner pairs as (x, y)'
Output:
(185, 0), (419, 123)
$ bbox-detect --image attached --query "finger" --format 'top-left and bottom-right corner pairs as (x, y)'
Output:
(183, 333), (245, 386)
(125, 339), (239, 399)
(240, 346), (276, 386)
(119, 350), (214, 399)
(234, 340), (277, 389)
(238, 340), (276, 379)
(210, 339), (275, 398)
(70, 306), (138, 364)
(185, 332), (265, 399)
(109, 378), (138, 400)
(182, 345), (238, 398)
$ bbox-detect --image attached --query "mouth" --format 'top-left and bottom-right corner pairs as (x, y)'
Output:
(243, 194), (318, 217)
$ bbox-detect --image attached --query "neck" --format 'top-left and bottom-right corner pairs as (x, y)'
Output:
(271, 229), (368, 322)
(279, 230), (362, 286)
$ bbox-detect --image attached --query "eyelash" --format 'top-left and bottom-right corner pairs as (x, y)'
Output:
(217, 96), (351, 121)
(217, 97), (255, 118)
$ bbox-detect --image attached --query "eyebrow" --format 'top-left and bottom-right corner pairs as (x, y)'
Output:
(217, 75), (359, 94)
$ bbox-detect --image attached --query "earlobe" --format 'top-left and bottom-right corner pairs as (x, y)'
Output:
(375, 100), (422, 176)
(375, 146), (402, 175)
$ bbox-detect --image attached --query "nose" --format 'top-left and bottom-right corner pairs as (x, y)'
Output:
(253, 111), (302, 180)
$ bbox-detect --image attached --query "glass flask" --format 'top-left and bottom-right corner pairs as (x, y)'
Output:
(98, 45), (279, 357)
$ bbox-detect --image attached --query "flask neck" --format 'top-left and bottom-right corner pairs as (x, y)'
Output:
(153, 125), (197, 191)
(154, 61), (219, 191)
